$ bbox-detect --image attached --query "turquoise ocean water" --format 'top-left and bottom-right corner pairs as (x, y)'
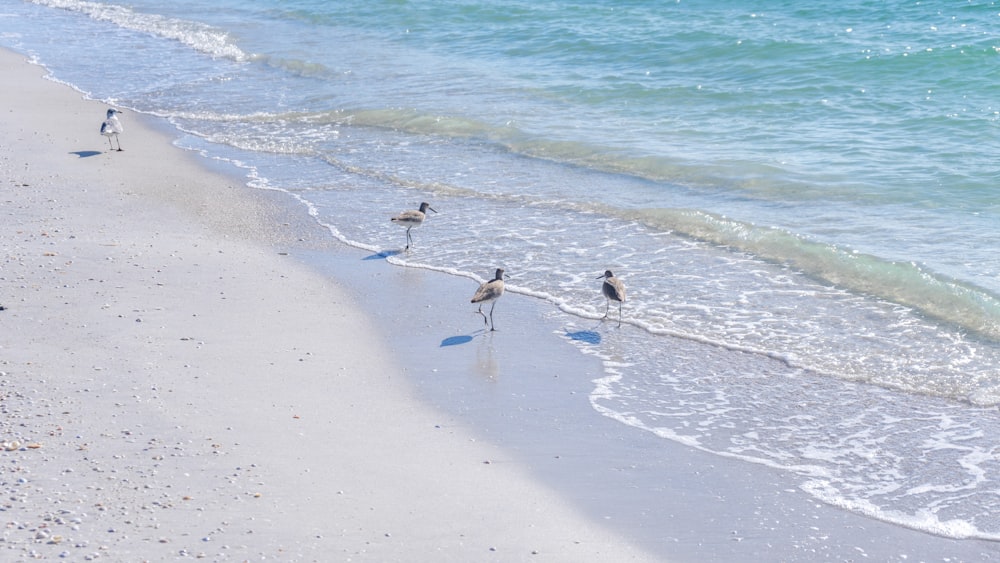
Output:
(5, 0), (1000, 540)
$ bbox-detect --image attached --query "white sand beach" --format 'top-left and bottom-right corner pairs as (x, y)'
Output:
(4, 47), (1000, 563)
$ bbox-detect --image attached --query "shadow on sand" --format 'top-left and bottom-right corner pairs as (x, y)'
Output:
(70, 150), (102, 158)
(440, 335), (474, 347)
(565, 329), (602, 345)
(362, 249), (403, 261)
(440, 328), (494, 347)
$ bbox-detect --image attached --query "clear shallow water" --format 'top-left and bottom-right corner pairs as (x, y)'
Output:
(5, 0), (1000, 540)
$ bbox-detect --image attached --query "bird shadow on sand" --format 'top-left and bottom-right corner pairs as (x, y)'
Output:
(566, 330), (601, 344)
(70, 151), (102, 158)
(440, 328), (493, 347)
(440, 335), (474, 347)
(565, 327), (602, 345)
(362, 249), (403, 261)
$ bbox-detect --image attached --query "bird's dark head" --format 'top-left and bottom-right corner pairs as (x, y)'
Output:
(598, 270), (614, 279)
(419, 202), (437, 214)
(494, 268), (505, 280)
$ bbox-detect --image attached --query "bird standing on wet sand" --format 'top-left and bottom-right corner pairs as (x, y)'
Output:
(598, 270), (625, 327)
(471, 268), (505, 331)
(391, 202), (436, 249)
(101, 108), (124, 152)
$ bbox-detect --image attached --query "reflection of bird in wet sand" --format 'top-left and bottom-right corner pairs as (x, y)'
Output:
(390, 202), (436, 249)
(471, 268), (505, 331)
(100, 108), (124, 152)
(598, 270), (625, 327)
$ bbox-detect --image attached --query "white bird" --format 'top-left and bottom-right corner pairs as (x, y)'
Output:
(100, 108), (124, 152)
(390, 202), (436, 249)
(598, 270), (626, 327)
(471, 268), (505, 331)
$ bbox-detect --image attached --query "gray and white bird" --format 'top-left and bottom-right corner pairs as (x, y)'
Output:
(100, 108), (124, 152)
(598, 270), (626, 327)
(390, 202), (436, 249)
(471, 268), (505, 331)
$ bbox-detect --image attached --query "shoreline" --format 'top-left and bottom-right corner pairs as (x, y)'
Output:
(3, 46), (1000, 562)
(0, 49), (656, 561)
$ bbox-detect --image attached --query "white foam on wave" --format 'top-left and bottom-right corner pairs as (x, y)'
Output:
(969, 383), (1000, 406)
(564, 311), (1000, 542)
(802, 480), (1000, 541)
(29, 0), (247, 61)
(598, 371), (1000, 540)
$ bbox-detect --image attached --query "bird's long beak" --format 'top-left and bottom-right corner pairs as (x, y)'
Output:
(596, 273), (605, 279)
(428, 207), (438, 214)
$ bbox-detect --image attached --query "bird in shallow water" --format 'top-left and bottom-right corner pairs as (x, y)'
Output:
(100, 108), (124, 152)
(390, 202), (436, 250)
(598, 270), (626, 327)
(471, 268), (505, 331)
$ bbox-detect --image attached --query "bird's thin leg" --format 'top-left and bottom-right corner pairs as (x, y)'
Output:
(107, 138), (114, 150)
(477, 304), (488, 325)
(603, 299), (610, 319)
(405, 227), (412, 249)
(618, 302), (623, 327)
(489, 302), (497, 331)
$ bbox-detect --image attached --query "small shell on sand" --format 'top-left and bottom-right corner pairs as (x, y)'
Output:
(3, 440), (21, 451)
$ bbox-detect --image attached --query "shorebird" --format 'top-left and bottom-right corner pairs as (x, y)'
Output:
(100, 108), (124, 152)
(471, 268), (505, 331)
(598, 270), (626, 327)
(390, 202), (436, 249)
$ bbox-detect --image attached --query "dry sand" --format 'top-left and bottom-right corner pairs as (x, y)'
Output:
(0, 49), (656, 562)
